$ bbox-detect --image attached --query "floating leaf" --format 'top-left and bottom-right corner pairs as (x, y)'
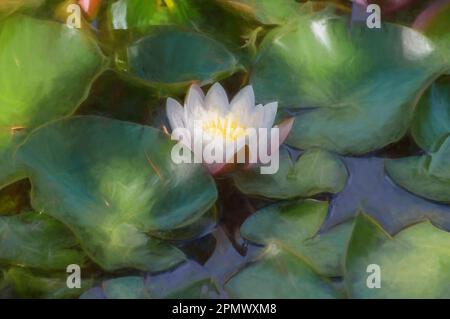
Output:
(411, 78), (450, 152)
(385, 153), (450, 203)
(16, 116), (218, 271)
(225, 243), (342, 298)
(126, 28), (239, 94)
(387, 78), (450, 202)
(102, 276), (150, 299)
(345, 214), (450, 298)
(147, 260), (220, 298)
(0, 212), (86, 270)
(233, 148), (347, 199)
(0, 0), (43, 15)
(82, 260), (220, 299)
(4, 267), (92, 299)
(216, 0), (301, 25)
(251, 13), (448, 154)
(413, 0), (450, 64)
(108, 0), (196, 33)
(0, 15), (107, 187)
(241, 200), (352, 276)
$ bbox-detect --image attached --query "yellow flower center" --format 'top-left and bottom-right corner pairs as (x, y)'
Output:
(202, 114), (247, 140)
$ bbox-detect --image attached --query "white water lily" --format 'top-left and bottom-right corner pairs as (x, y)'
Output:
(166, 82), (294, 174)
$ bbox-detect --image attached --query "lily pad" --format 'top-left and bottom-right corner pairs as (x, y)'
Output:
(233, 148), (348, 199)
(413, 0), (450, 65)
(385, 153), (450, 203)
(4, 267), (92, 299)
(82, 260), (220, 299)
(126, 28), (239, 94)
(147, 260), (220, 298)
(387, 77), (450, 202)
(225, 242), (342, 298)
(412, 78), (450, 152)
(16, 116), (218, 271)
(216, 0), (301, 25)
(0, 212), (86, 270)
(251, 13), (448, 154)
(0, 14), (107, 187)
(102, 276), (150, 299)
(345, 214), (450, 298)
(108, 0), (196, 33)
(0, 0), (43, 15)
(241, 200), (352, 276)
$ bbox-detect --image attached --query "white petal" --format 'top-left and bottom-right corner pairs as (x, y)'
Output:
(166, 98), (185, 130)
(261, 102), (278, 128)
(186, 83), (205, 100)
(184, 84), (206, 124)
(204, 82), (229, 116)
(230, 85), (255, 120)
(249, 104), (265, 128)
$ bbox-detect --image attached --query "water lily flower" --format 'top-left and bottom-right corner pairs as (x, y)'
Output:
(166, 82), (294, 175)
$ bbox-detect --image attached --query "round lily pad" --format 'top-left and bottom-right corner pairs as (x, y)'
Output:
(345, 213), (450, 298)
(0, 14), (107, 187)
(233, 148), (348, 199)
(126, 28), (239, 94)
(251, 13), (448, 154)
(16, 116), (218, 271)
(241, 200), (353, 277)
(225, 242), (342, 299)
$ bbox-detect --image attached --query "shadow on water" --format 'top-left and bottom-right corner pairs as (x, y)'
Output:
(323, 156), (450, 234)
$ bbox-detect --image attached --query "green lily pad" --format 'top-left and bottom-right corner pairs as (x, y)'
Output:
(251, 13), (448, 154)
(233, 148), (347, 199)
(108, 0), (196, 33)
(81, 276), (151, 299)
(345, 213), (450, 298)
(151, 206), (218, 241)
(126, 28), (239, 94)
(385, 151), (450, 203)
(0, 0), (43, 15)
(414, 1), (450, 66)
(0, 14), (107, 187)
(412, 78), (450, 152)
(429, 136), (450, 180)
(162, 278), (219, 299)
(4, 267), (92, 299)
(146, 260), (220, 298)
(387, 77), (450, 202)
(241, 200), (352, 276)
(0, 212), (86, 270)
(216, 0), (301, 25)
(85, 276), (219, 299)
(102, 276), (150, 299)
(83, 260), (219, 299)
(225, 242), (342, 298)
(16, 116), (218, 271)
